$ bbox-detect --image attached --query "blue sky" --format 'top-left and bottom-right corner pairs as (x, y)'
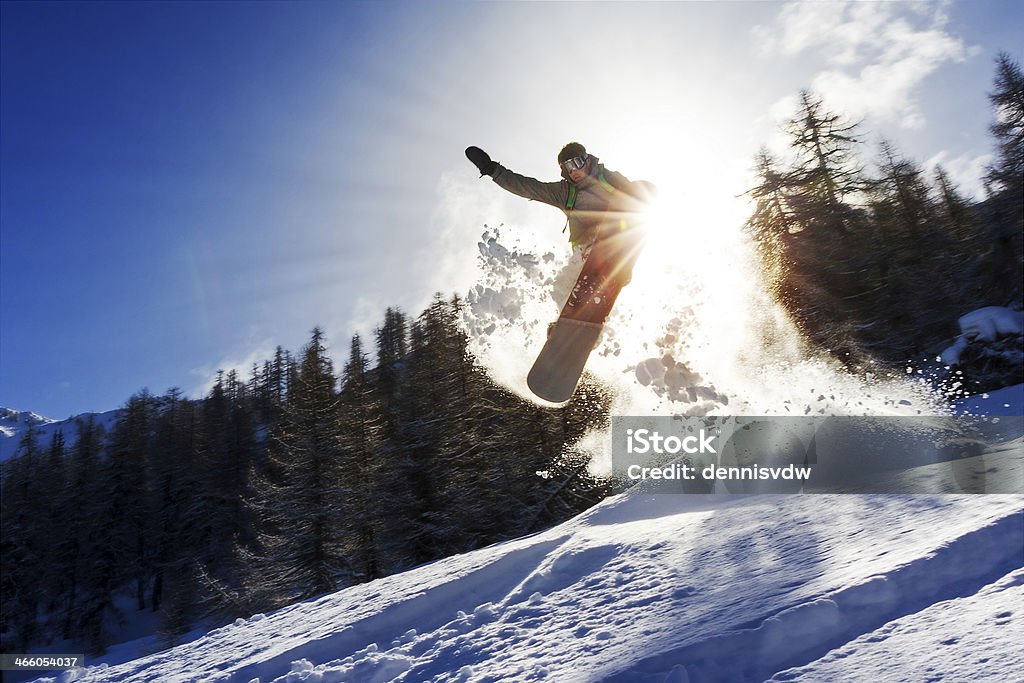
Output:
(2, 1), (1021, 419)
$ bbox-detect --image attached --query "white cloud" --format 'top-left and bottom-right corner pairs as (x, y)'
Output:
(924, 150), (993, 200)
(758, 1), (977, 129)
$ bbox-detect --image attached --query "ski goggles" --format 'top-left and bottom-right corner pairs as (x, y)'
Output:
(561, 155), (589, 173)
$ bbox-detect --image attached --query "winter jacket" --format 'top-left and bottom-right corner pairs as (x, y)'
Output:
(491, 156), (656, 247)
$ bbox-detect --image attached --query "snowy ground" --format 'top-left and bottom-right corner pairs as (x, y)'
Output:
(42, 483), (1022, 681)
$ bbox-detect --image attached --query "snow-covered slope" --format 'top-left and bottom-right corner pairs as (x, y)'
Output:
(0, 407), (56, 442)
(55, 485), (1022, 682)
(0, 407), (120, 462)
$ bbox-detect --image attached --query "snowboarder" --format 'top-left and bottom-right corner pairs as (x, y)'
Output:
(466, 143), (657, 402)
(465, 142), (656, 321)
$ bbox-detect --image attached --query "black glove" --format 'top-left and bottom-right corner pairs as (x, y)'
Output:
(465, 146), (497, 177)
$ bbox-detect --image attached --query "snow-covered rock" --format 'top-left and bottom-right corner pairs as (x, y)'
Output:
(940, 307), (1024, 367)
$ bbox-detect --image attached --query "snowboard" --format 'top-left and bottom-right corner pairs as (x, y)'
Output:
(527, 229), (644, 403)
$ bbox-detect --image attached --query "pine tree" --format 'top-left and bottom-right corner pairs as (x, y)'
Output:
(246, 328), (347, 606)
(986, 52), (1024, 203)
(787, 94), (872, 358)
(104, 392), (157, 613)
(871, 140), (937, 242)
(38, 429), (69, 632)
(983, 52), (1024, 306)
(933, 165), (979, 245)
(405, 295), (490, 555)
(934, 165), (988, 309)
(250, 346), (291, 428)
(784, 90), (865, 232)
(148, 389), (205, 640)
(0, 425), (45, 650)
(859, 141), (958, 353)
(63, 416), (118, 654)
(337, 334), (385, 581)
(50, 419), (93, 640)
(747, 149), (799, 248)
(371, 307), (435, 570)
(197, 372), (257, 571)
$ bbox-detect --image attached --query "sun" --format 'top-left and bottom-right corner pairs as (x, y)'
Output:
(590, 120), (764, 380)
(622, 142), (753, 294)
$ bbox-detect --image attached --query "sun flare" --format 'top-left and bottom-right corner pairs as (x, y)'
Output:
(616, 154), (756, 335)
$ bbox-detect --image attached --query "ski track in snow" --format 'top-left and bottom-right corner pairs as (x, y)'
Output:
(49, 492), (1024, 683)
(768, 568), (1024, 682)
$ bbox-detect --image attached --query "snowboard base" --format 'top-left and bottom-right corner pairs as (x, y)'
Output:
(527, 317), (604, 403)
(527, 227), (645, 402)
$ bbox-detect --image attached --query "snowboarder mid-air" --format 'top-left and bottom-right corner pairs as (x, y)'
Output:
(466, 142), (657, 402)
(465, 142), (656, 321)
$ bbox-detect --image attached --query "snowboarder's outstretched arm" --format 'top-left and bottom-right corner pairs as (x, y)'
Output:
(466, 146), (568, 209)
